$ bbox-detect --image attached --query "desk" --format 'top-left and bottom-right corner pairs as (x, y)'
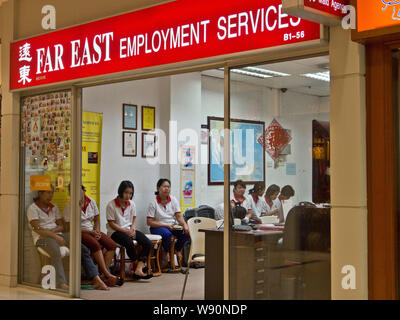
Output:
(201, 228), (330, 300)
(200, 228), (283, 300)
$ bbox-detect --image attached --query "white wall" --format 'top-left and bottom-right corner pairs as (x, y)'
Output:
(83, 77), (170, 233)
(169, 73), (203, 205)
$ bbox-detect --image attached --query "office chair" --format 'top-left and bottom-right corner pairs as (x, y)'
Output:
(180, 217), (216, 300)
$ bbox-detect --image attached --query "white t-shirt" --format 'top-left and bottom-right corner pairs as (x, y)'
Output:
(27, 202), (62, 245)
(246, 194), (264, 217)
(62, 196), (99, 231)
(106, 198), (136, 236)
(230, 195), (251, 212)
(261, 196), (279, 214)
(147, 195), (181, 225)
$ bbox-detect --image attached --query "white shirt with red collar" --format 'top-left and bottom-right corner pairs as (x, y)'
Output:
(230, 194), (251, 212)
(62, 196), (99, 231)
(261, 195), (278, 214)
(106, 197), (136, 236)
(27, 201), (62, 245)
(246, 193), (264, 217)
(147, 195), (181, 226)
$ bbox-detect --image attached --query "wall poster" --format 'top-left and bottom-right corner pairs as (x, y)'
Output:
(208, 117), (265, 185)
(180, 146), (196, 212)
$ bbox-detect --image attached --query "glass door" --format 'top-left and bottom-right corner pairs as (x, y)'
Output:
(19, 89), (81, 296)
(228, 56), (331, 300)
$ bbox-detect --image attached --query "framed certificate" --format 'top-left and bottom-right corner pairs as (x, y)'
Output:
(123, 131), (137, 157)
(123, 104), (137, 130)
(142, 132), (156, 158)
(142, 106), (155, 131)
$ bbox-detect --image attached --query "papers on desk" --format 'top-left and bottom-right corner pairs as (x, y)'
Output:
(258, 224), (285, 231)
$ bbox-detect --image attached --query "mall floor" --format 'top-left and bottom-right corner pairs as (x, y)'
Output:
(0, 285), (70, 300)
(0, 268), (203, 300)
(81, 268), (204, 300)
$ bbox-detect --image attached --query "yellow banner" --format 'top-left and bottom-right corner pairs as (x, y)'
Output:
(82, 111), (103, 205)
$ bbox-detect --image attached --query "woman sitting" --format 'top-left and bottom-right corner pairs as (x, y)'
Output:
(147, 179), (190, 269)
(27, 186), (69, 291)
(106, 180), (153, 279)
(261, 184), (280, 217)
(63, 185), (121, 287)
(231, 180), (253, 221)
(246, 182), (265, 224)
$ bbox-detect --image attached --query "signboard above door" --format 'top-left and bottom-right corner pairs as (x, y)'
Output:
(10, 0), (323, 91)
(282, 0), (349, 25)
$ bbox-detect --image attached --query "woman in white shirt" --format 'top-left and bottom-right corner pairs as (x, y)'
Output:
(64, 185), (119, 284)
(261, 184), (280, 217)
(26, 186), (69, 290)
(147, 179), (190, 268)
(230, 180), (252, 220)
(246, 182), (265, 224)
(107, 181), (152, 279)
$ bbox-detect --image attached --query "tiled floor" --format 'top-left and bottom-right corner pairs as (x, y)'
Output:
(81, 268), (204, 300)
(0, 268), (204, 300)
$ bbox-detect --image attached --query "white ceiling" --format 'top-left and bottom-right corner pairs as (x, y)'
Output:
(202, 56), (330, 97)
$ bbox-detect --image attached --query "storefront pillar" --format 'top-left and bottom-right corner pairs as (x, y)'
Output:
(329, 25), (368, 299)
(0, 0), (19, 287)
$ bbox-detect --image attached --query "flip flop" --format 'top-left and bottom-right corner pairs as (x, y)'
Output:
(133, 273), (154, 280)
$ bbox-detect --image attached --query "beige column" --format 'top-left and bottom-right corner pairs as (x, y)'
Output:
(0, 0), (19, 287)
(329, 26), (368, 299)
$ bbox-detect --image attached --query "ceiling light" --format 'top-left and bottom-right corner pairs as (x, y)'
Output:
(302, 71), (330, 82)
(230, 68), (272, 79)
(244, 66), (290, 77)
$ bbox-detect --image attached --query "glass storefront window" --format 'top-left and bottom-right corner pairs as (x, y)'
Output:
(19, 90), (72, 293)
(79, 71), (225, 299)
(228, 57), (331, 300)
(16, 58), (332, 300)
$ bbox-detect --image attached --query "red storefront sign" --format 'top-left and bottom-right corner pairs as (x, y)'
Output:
(10, 0), (320, 91)
(282, 0), (349, 25)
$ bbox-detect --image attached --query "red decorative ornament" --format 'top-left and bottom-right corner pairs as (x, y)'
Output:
(258, 119), (292, 161)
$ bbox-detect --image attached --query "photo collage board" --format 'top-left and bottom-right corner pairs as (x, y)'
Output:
(21, 91), (72, 212)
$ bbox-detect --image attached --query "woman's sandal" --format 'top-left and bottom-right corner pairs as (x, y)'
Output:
(133, 273), (154, 280)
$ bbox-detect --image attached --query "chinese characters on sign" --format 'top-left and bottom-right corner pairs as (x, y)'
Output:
(18, 43), (33, 85)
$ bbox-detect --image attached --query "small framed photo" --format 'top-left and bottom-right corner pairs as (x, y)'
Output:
(142, 132), (156, 158)
(141, 106), (155, 131)
(123, 104), (137, 130)
(123, 131), (137, 157)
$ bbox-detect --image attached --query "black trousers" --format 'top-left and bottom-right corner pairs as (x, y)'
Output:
(111, 230), (151, 263)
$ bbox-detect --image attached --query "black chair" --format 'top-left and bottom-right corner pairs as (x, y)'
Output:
(283, 205), (330, 252)
(270, 205), (331, 300)
(183, 205), (215, 222)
